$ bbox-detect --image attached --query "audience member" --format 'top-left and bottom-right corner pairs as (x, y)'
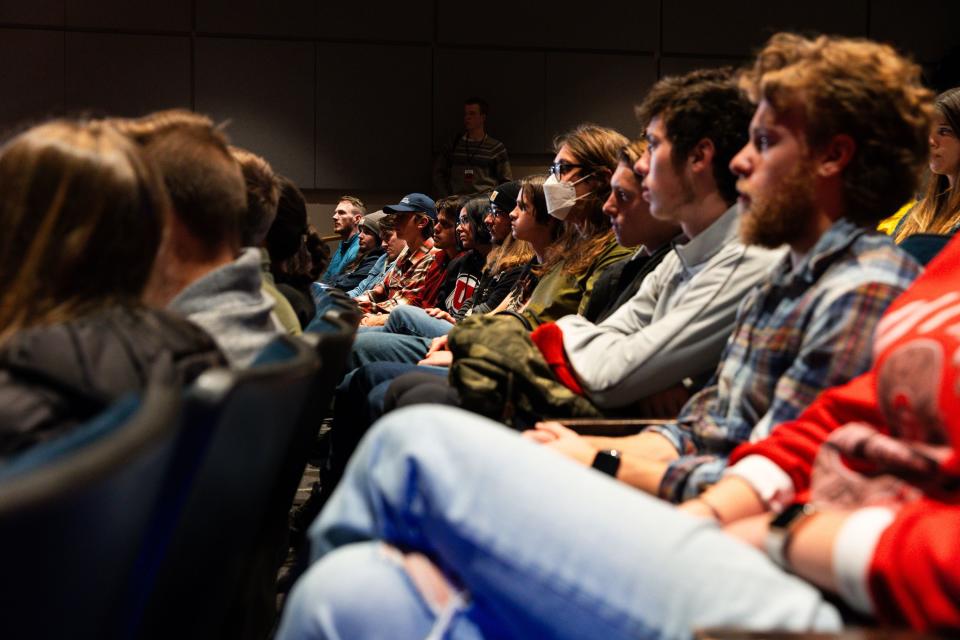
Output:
(117, 109), (283, 367)
(268, 177), (316, 328)
(344, 216), (404, 299)
(893, 87), (960, 263)
(355, 193), (437, 320)
(320, 196), (365, 282)
(325, 211), (386, 293)
(305, 225), (330, 281)
(278, 35), (941, 640)
(433, 97), (512, 197)
(0, 119), (224, 456)
(230, 146), (302, 335)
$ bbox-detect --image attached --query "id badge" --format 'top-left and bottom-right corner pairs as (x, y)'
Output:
(463, 168), (475, 184)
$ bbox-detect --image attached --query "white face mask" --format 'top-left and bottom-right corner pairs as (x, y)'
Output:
(543, 173), (593, 221)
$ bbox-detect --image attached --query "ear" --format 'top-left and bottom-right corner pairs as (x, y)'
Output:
(688, 138), (716, 174)
(815, 134), (855, 178)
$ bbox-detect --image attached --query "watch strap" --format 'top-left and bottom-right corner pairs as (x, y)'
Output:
(592, 449), (621, 477)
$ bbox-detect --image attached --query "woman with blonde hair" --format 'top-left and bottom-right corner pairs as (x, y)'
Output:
(894, 87), (960, 251)
(0, 120), (223, 456)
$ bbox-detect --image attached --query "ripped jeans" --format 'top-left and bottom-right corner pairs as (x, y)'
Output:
(276, 406), (841, 639)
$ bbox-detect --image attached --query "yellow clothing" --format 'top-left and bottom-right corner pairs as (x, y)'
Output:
(877, 201), (914, 235)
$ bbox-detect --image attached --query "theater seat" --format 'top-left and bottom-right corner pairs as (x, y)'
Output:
(0, 367), (181, 640)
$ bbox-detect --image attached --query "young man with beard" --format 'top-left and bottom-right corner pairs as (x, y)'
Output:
(277, 34), (935, 640)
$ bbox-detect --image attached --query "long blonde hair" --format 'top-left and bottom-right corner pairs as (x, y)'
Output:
(0, 120), (170, 345)
(896, 88), (960, 241)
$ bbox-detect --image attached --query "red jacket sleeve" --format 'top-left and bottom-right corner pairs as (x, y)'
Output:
(870, 499), (960, 631)
(729, 370), (886, 494)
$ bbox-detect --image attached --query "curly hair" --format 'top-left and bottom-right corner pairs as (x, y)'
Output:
(635, 68), (752, 205)
(741, 33), (934, 227)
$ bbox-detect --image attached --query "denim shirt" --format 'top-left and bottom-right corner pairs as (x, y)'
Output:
(651, 218), (922, 502)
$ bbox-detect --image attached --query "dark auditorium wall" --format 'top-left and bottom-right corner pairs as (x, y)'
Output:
(1, 0), (957, 234)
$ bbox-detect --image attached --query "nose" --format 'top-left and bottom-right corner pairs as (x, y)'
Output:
(729, 142), (752, 178)
(509, 205), (520, 221)
(602, 192), (617, 218)
(634, 151), (649, 179)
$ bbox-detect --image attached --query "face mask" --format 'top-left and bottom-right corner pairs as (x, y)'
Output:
(543, 173), (594, 221)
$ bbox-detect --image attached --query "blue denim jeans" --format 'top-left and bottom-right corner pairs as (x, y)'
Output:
(277, 406), (842, 639)
(385, 305), (456, 339)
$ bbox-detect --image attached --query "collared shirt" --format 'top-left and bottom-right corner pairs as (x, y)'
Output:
(357, 238), (436, 314)
(557, 206), (785, 408)
(321, 232), (360, 282)
(651, 218), (922, 502)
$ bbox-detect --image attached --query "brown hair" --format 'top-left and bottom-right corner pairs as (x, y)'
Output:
(635, 68), (752, 205)
(231, 146), (280, 247)
(896, 87), (960, 240)
(338, 195), (367, 216)
(742, 33), (934, 228)
(548, 125), (626, 275)
(0, 120), (169, 344)
(115, 109), (246, 255)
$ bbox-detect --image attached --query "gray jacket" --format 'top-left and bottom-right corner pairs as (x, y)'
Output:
(556, 206), (786, 409)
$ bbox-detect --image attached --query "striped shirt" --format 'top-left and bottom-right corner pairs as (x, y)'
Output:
(434, 134), (512, 196)
(650, 218), (922, 502)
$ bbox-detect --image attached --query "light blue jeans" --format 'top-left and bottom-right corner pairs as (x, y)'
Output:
(277, 406), (842, 640)
(349, 306), (454, 369)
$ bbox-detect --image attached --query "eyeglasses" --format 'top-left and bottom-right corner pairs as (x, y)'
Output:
(458, 216), (471, 226)
(548, 161), (586, 180)
(488, 205), (510, 218)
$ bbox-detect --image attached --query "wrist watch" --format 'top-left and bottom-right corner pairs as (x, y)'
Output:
(764, 502), (818, 570)
(591, 449), (621, 477)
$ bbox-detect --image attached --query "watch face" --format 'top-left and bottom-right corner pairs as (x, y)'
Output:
(771, 502), (808, 528)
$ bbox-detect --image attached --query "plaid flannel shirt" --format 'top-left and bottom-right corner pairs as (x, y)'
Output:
(357, 238), (436, 314)
(649, 218), (922, 502)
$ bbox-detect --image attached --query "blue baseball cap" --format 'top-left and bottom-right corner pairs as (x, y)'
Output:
(383, 192), (437, 221)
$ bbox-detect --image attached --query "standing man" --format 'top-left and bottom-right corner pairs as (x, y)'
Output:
(433, 97), (512, 197)
(321, 195), (365, 282)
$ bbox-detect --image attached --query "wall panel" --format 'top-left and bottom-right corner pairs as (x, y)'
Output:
(65, 33), (190, 117)
(65, 0), (190, 32)
(0, 1), (63, 26)
(197, 0), (316, 37)
(315, 1), (433, 42)
(545, 53), (656, 142)
(0, 29), (64, 133)
(315, 43), (432, 191)
(196, 37), (315, 186)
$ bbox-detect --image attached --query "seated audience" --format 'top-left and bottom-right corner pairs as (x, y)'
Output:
(117, 109), (283, 367)
(389, 70), (783, 416)
(268, 176), (316, 329)
(893, 87), (960, 263)
(344, 216), (404, 299)
(325, 211), (387, 294)
(354, 193), (437, 319)
(320, 196), (364, 283)
(278, 37), (944, 638)
(305, 225), (330, 282)
(0, 119), (223, 457)
(230, 146), (302, 335)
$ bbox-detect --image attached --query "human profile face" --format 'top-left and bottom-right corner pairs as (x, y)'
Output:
(929, 113), (959, 186)
(332, 200), (361, 237)
(358, 226), (379, 252)
(464, 103), (485, 134)
(636, 116), (693, 224)
(433, 210), (458, 251)
(509, 188), (538, 241)
(551, 144), (593, 199)
(603, 162), (650, 247)
(730, 99), (816, 249)
(457, 207), (476, 250)
(484, 204), (512, 244)
(381, 229), (406, 261)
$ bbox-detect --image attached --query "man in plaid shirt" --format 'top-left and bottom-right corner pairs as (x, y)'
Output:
(356, 193), (437, 322)
(530, 73), (924, 504)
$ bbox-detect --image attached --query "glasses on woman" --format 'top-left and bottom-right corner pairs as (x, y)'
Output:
(458, 216), (471, 226)
(548, 161), (586, 180)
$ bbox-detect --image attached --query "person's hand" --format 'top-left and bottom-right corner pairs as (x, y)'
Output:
(360, 313), (388, 327)
(425, 335), (449, 356)
(678, 499), (720, 522)
(524, 421), (597, 466)
(425, 308), (456, 324)
(418, 350), (453, 367)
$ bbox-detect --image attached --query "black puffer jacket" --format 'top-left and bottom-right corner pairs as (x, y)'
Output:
(0, 306), (225, 457)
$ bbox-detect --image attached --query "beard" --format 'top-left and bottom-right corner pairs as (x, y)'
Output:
(739, 161), (816, 249)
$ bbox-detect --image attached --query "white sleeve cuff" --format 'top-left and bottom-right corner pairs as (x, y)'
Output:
(724, 455), (795, 512)
(833, 506), (895, 616)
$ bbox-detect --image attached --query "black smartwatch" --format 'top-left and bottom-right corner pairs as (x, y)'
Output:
(764, 502), (817, 569)
(591, 449), (621, 477)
